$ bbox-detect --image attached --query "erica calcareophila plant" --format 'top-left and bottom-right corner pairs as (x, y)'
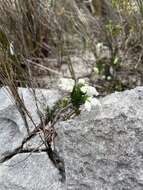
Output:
(58, 78), (101, 114)
(41, 78), (101, 150)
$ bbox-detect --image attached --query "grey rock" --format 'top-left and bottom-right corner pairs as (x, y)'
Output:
(17, 87), (62, 131)
(0, 87), (64, 189)
(0, 87), (61, 158)
(55, 87), (143, 190)
(0, 153), (64, 190)
(0, 89), (13, 111)
(1, 86), (143, 189)
(0, 87), (61, 132)
(0, 105), (27, 136)
(23, 133), (45, 151)
(0, 118), (24, 161)
(0, 87), (61, 152)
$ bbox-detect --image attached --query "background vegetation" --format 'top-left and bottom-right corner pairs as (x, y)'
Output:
(0, 0), (143, 94)
(0, 0), (143, 124)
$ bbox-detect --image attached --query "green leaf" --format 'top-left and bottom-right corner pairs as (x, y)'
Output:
(71, 84), (87, 109)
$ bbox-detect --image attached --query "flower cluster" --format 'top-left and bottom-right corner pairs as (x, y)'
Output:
(59, 78), (101, 112)
(78, 79), (101, 111)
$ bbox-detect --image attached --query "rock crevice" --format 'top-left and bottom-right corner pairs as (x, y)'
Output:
(1, 87), (143, 189)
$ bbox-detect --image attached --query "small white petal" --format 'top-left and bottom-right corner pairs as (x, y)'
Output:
(107, 76), (112, 81)
(91, 98), (101, 107)
(84, 100), (91, 112)
(86, 86), (99, 96)
(80, 85), (88, 93)
(78, 78), (85, 84)
(102, 75), (106, 80)
(93, 67), (99, 74)
(86, 96), (92, 102)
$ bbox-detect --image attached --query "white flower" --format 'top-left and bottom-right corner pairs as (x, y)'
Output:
(80, 84), (99, 96)
(107, 76), (112, 81)
(78, 78), (85, 85)
(91, 98), (101, 107)
(86, 86), (99, 96)
(84, 97), (101, 112)
(84, 100), (92, 112)
(102, 75), (106, 80)
(80, 85), (88, 94)
(93, 67), (99, 74)
(59, 78), (75, 92)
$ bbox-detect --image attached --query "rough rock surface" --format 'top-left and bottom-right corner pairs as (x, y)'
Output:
(0, 87), (64, 190)
(55, 86), (143, 190)
(1, 86), (143, 189)
(0, 118), (24, 161)
(0, 153), (63, 190)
